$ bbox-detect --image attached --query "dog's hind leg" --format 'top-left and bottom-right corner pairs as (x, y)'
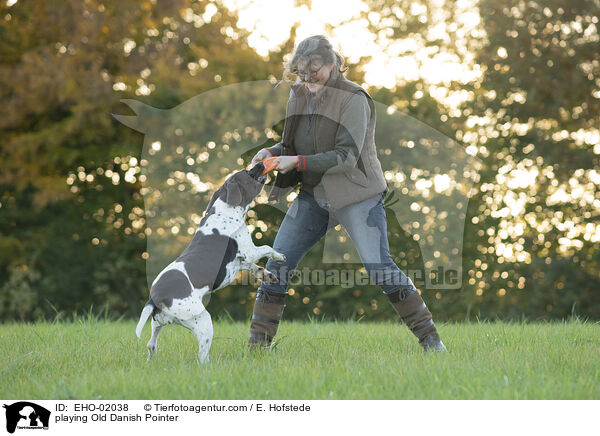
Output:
(146, 318), (164, 361)
(183, 309), (213, 363)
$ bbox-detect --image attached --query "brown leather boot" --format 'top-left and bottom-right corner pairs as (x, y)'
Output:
(248, 290), (286, 349)
(387, 289), (447, 352)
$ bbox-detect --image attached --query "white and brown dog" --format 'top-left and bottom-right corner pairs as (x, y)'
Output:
(135, 162), (285, 362)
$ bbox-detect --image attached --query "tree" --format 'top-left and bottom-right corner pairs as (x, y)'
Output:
(0, 0), (282, 321)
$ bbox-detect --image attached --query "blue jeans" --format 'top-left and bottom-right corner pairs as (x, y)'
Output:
(259, 189), (417, 295)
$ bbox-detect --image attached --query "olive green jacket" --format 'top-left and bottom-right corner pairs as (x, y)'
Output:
(267, 73), (387, 210)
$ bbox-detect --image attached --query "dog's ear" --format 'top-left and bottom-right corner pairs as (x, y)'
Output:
(225, 182), (243, 206)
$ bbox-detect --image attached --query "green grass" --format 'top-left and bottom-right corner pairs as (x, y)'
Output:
(1, 317), (599, 399)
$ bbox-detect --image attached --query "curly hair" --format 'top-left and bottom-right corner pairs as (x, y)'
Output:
(281, 35), (347, 83)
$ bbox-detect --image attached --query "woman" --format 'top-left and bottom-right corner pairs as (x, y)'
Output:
(249, 35), (446, 352)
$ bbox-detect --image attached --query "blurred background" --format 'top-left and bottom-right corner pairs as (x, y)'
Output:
(1, 0), (598, 322)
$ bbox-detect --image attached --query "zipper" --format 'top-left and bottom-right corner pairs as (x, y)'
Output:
(313, 117), (318, 152)
(311, 94), (319, 152)
(284, 97), (301, 155)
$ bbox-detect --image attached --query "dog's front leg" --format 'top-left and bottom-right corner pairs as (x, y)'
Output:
(248, 245), (286, 263)
(241, 261), (278, 284)
(234, 228), (286, 263)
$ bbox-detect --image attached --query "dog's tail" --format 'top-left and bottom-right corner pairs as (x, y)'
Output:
(136, 300), (155, 338)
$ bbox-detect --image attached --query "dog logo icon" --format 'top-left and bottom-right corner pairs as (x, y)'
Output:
(114, 80), (480, 292)
(2, 402), (50, 434)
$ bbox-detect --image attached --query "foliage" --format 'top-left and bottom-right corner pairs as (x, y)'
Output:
(0, 0), (598, 322)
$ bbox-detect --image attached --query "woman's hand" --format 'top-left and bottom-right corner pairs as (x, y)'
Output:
(250, 150), (299, 174)
(273, 156), (298, 174)
(251, 148), (272, 166)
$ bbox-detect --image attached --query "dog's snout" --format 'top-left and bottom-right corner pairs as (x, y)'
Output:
(249, 162), (265, 178)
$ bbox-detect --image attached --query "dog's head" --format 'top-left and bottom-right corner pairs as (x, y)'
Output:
(210, 162), (267, 211)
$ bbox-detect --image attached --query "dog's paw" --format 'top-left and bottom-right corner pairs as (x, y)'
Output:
(272, 251), (286, 263)
(262, 269), (278, 284)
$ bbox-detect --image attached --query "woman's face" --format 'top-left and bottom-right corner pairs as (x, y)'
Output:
(296, 57), (335, 94)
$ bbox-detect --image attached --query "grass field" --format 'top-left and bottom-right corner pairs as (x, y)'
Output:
(1, 316), (599, 399)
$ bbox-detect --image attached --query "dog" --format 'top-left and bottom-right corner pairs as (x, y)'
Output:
(135, 161), (286, 362)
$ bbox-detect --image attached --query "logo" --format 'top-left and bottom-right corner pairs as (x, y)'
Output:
(113, 81), (480, 293)
(3, 402), (50, 433)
